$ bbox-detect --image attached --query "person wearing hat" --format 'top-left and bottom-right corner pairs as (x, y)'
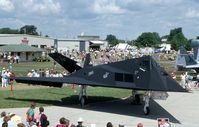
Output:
(77, 117), (84, 127)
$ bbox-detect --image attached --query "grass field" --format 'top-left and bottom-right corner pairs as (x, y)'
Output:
(0, 85), (131, 108)
(0, 59), (176, 109)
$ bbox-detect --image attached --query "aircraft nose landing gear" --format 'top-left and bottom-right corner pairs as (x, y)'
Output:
(143, 93), (150, 115)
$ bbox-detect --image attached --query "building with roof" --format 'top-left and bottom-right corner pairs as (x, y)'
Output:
(0, 34), (108, 53)
(0, 34), (108, 62)
(0, 34), (54, 48)
(57, 35), (108, 52)
(0, 44), (44, 62)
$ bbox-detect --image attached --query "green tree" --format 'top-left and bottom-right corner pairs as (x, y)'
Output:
(135, 32), (161, 47)
(168, 27), (189, 50)
(45, 35), (49, 37)
(0, 27), (19, 34)
(106, 34), (119, 46)
(186, 39), (192, 51)
(20, 25), (38, 35)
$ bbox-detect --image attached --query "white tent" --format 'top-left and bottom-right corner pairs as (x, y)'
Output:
(115, 43), (133, 50)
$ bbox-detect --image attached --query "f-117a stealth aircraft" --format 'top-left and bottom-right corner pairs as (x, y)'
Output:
(15, 52), (186, 115)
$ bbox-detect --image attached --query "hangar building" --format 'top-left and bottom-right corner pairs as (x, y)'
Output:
(0, 34), (108, 52)
(0, 34), (108, 61)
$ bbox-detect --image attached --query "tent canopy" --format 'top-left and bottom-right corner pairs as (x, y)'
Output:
(115, 43), (134, 50)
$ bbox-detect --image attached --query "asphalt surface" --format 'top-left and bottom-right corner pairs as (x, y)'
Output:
(0, 88), (199, 127)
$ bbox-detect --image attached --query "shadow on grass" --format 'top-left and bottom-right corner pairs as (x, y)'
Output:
(6, 96), (180, 124)
(5, 95), (119, 106)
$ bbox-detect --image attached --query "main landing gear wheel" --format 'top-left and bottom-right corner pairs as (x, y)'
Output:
(144, 106), (150, 115)
(131, 90), (141, 105)
(80, 96), (87, 108)
(134, 94), (141, 104)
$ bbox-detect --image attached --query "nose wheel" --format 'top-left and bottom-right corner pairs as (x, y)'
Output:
(144, 106), (150, 115)
(143, 92), (150, 115)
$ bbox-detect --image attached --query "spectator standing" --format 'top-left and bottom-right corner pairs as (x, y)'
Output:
(180, 73), (186, 88)
(36, 107), (49, 127)
(195, 73), (199, 87)
(185, 72), (192, 90)
(16, 55), (19, 63)
(1, 68), (7, 88)
(26, 102), (36, 127)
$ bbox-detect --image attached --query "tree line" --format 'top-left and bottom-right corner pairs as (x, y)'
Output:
(0, 25), (39, 35)
(106, 27), (192, 51)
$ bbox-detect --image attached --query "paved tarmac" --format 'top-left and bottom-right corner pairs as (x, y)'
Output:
(0, 88), (199, 127)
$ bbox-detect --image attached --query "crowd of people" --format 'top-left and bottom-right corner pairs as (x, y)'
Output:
(1, 67), (15, 88)
(26, 69), (66, 78)
(0, 53), (20, 64)
(0, 102), (146, 127)
(180, 71), (199, 91)
(25, 49), (145, 79)
(60, 49), (142, 66)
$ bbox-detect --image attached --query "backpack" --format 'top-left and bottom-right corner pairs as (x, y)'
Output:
(40, 114), (50, 127)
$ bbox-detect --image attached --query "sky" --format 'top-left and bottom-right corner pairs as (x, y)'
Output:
(0, 0), (199, 40)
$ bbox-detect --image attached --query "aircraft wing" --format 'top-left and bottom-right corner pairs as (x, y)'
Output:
(15, 56), (187, 92)
(49, 52), (82, 73)
(184, 64), (199, 68)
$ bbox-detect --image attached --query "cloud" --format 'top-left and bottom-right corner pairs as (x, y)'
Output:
(93, 0), (126, 14)
(1, 0), (199, 39)
(0, 18), (26, 28)
(0, 0), (14, 12)
(185, 8), (199, 18)
(22, 0), (61, 14)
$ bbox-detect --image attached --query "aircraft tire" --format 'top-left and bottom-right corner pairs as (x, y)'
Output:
(80, 96), (87, 108)
(144, 107), (150, 115)
(80, 97), (85, 107)
(135, 94), (140, 104)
